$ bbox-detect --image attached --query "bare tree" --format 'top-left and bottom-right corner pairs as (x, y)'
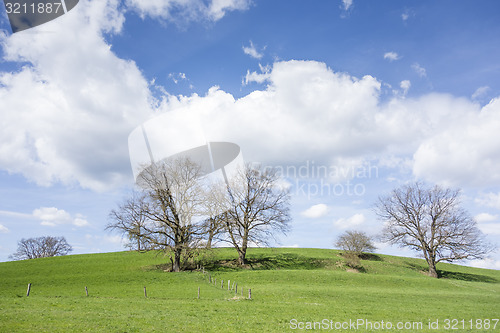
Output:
(10, 236), (72, 260)
(201, 216), (225, 249)
(375, 182), (492, 278)
(217, 164), (291, 265)
(335, 230), (376, 268)
(336, 230), (376, 256)
(107, 191), (151, 252)
(107, 157), (206, 272)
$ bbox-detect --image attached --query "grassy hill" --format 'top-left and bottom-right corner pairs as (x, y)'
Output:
(0, 248), (499, 332)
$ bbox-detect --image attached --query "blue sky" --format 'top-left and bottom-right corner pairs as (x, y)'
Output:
(1, 0), (499, 268)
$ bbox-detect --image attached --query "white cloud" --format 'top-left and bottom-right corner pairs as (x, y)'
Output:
(477, 223), (500, 235)
(0, 224), (9, 233)
(475, 213), (498, 223)
(400, 80), (411, 95)
(412, 63), (427, 77)
(0, 0), (153, 191)
(476, 192), (500, 210)
(472, 86), (490, 100)
(467, 258), (500, 270)
(300, 204), (330, 219)
(341, 0), (353, 11)
(334, 213), (365, 229)
(242, 41), (264, 59)
(33, 207), (89, 227)
(125, 0), (251, 22)
(383, 52), (400, 61)
(159, 60), (500, 190)
(401, 13), (409, 21)
(413, 97), (500, 187)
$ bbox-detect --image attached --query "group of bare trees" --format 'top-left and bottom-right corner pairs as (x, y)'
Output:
(106, 158), (291, 272)
(338, 182), (493, 278)
(10, 236), (72, 260)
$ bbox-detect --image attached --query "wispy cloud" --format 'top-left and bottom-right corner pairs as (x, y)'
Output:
(383, 52), (400, 61)
(341, 0), (353, 11)
(0, 224), (9, 233)
(475, 213), (498, 223)
(472, 86), (490, 100)
(242, 41), (265, 59)
(400, 80), (411, 95)
(412, 62), (427, 77)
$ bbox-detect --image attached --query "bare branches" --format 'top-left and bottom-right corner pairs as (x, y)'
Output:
(375, 182), (492, 277)
(216, 164), (292, 265)
(10, 236), (72, 260)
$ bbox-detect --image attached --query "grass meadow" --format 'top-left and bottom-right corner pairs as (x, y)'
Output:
(0, 248), (499, 332)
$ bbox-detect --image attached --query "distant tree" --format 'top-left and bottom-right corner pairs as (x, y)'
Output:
(336, 230), (376, 256)
(375, 182), (492, 278)
(214, 164), (291, 265)
(10, 236), (72, 260)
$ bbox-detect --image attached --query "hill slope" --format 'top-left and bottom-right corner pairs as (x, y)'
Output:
(0, 248), (499, 332)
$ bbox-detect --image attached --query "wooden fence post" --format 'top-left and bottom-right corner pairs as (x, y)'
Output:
(198, 286), (200, 299)
(228, 280), (230, 290)
(221, 279), (223, 289)
(248, 288), (251, 300)
(144, 286), (147, 298)
(85, 286), (88, 297)
(235, 283), (237, 294)
(26, 283), (31, 297)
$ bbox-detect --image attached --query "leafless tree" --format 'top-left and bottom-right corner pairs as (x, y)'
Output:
(375, 182), (492, 278)
(336, 230), (376, 256)
(106, 191), (151, 252)
(216, 164), (291, 265)
(10, 236), (72, 260)
(335, 230), (376, 268)
(107, 157), (206, 272)
(201, 216), (225, 249)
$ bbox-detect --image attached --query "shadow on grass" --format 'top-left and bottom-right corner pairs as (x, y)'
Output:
(438, 270), (498, 283)
(404, 261), (498, 283)
(360, 253), (383, 261)
(202, 253), (329, 272)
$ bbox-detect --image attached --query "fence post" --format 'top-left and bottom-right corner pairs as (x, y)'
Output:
(221, 279), (223, 289)
(235, 283), (237, 294)
(26, 283), (31, 297)
(85, 286), (88, 297)
(248, 288), (251, 300)
(144, 286), (147, 298)
(228, 280), (230, 290)
(198, 286), (200, 299)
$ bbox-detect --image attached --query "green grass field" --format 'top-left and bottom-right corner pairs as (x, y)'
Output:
(0, 248), (499, 332)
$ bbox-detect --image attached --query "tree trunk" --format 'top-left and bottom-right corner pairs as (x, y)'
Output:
(427, 260), (438, 278)
(237, 250), (247, 266)
(172, 249), (181, 272)
(206, 230), (213, 249)
(237, 237), (248, 266)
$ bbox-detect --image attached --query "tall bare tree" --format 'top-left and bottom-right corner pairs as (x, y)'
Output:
(107, 157), (205, 272)
(375, 182), (492, 278)
(107, 191), (151, 251)
(217, 164), (291, 265)
(10, 236), (72, 260)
